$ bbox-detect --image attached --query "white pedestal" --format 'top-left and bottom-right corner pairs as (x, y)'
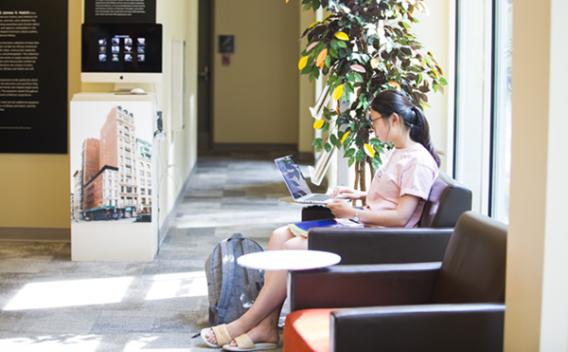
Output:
(71, 222), (155, 261)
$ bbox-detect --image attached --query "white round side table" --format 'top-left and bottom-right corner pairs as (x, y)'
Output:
(237, 250), (341, 271)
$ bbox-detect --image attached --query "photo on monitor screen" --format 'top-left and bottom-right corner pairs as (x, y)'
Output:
(82, 24), (162, 73)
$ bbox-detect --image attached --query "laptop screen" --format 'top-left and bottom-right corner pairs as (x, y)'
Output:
(274, 156), (311, 199)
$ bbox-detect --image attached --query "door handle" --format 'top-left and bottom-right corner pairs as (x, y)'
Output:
(199, 66), (210, 81)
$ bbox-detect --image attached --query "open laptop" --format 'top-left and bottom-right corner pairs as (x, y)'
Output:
(274, 155), (332, 205)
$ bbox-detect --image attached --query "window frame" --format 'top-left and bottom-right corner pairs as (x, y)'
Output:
(489, 0), (513, 222)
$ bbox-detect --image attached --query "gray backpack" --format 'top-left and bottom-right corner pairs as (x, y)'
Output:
(205, 233), (265, 325)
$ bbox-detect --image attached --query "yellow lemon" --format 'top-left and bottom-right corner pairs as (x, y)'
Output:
(298, 56), (309, 70)
(313, 119), (325, 129)
(340, 131), (351, 144)
(333, 84), (344, 101)
(364, 143), (376, 158)
(335, 32), (350, 41)
(316, 49), (328, 69)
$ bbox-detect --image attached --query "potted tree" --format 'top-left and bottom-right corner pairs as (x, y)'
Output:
(292, 0), (447, 193)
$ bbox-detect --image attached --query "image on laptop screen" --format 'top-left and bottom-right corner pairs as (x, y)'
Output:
(275, 157), (311, 199)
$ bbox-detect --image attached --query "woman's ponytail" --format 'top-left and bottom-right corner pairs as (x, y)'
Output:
(370, 90), (441, 167)
(409, 106), (440, 166)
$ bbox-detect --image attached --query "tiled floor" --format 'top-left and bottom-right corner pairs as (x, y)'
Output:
(0, 154), (303, 351)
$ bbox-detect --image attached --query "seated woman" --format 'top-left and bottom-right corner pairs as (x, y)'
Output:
(201, 90), (440, 351)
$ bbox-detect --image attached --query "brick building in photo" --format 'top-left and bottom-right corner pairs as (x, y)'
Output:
(72, 106), (152, 220)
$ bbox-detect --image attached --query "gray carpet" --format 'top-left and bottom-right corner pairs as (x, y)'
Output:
(0, 154), (303, 351)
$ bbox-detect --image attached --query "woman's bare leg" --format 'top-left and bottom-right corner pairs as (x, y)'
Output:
(203, 226), (299, 344)
(227, 235), (308, 346)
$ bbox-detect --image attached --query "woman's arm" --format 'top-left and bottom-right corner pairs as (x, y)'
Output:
(357, 195), (420, 227)
(332, 186), (367, 201)
(327, 195), (420, 227)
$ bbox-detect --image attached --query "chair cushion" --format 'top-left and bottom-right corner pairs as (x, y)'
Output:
(420, 173), (472, 228)
(284, 309), (334, 352)
(433, 212), (507, 303)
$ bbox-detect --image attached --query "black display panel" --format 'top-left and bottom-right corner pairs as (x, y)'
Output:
(0, 0), (68, 154)
(82, 24), (162, 73)
(84, 0), (156, 24)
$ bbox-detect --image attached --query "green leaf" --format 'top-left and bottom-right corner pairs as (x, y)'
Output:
(324, 143), (333, 153)
(336, 40), (348, 49)
(313, 137), (323, 151)
(344, 148), (356, 158)
(369, 138), (383, 150)
(348, 157), (355, 167)
(352, 72), (364, 83)
(372, 157), (382, 170)
(313, 136), (323, 144)
(330, 134), (340, 147)
(329, 45), (338, 58)
(355, 149), (365, 161)
(330, 40), (339, 50)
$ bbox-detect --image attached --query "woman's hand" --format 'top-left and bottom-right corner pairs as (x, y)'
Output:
(332, 186), (365, 200)
(326, 199), (356, 219)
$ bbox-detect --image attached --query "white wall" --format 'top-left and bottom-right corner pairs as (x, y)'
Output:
(155, 0), (199, 230)
(414, 0), (452, 173)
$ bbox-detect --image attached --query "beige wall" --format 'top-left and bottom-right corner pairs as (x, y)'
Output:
(298, 8), (316, 154)
(505, 0), (549, 348)
(213, 0), (300, 145)
(0, 0), (198, 233)
(505, 0), (568, 350)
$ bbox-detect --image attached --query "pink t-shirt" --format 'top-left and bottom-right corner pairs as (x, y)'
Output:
(366, 143), (439, 228)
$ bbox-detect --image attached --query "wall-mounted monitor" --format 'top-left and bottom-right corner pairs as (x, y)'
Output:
(82, 24), (162, 83)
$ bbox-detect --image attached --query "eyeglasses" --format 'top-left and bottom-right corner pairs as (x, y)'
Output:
(367, 115), (382, 125)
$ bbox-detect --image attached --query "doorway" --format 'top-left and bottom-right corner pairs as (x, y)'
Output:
(197, 0), (213, 152)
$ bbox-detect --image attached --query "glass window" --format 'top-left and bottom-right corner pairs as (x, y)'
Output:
(490, 0), (513, 222)
(453, 0), (494, 214)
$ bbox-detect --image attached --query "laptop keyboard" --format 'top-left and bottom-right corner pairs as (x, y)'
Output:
(305, 194), (329, 201)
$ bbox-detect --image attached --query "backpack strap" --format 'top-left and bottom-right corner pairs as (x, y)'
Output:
(216, 234), (243, 314)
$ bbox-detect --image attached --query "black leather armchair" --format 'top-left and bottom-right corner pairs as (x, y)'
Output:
(308, 173), (472, 264)
(284, 212), (507, 352)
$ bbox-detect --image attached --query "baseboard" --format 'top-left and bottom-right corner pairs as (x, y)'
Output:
(158, 167), (195, 247)
(296, 151), (315, 163)
(0, 227), (70, 242)
(212, 143), (297, 153)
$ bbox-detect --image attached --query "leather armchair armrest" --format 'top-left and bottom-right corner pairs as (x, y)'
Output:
(308, 227), (453, 265)
(331, 303), (505, 352)
(289, 262), (441, 311)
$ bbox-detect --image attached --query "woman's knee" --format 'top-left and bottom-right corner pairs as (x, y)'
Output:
(268, 226), (293, 250)
(282, 237), (308, 250)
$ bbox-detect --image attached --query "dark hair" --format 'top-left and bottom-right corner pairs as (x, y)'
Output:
(370, 90), (441, 166)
